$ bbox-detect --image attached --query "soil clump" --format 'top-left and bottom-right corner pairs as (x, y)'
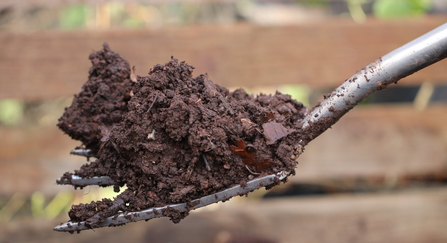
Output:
(58, 43), (307, 227)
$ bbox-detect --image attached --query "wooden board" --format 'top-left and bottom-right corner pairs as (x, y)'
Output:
(204, 187), (447, 243)
(1, 105), (446, 195)
(0, 126), (85, 195)
(2, 187), (447, 243)
(293, 104), (447, 182)
(2, 17), (447, 100)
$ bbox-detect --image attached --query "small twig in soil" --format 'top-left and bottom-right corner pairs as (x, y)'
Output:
(203, 77), (234, 115)
(244, 165), (261, 175)
(185, 157), (198, 180)
(147, 93), (159, 112)
(186, 168), (193, 180)
(202, 154), (211, 171)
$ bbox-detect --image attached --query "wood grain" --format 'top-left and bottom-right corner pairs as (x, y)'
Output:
(2, 188), (446, 243)
(2, 17), (447, 100)
(1, 105), (445, 195)
(293, 104), (447, 182)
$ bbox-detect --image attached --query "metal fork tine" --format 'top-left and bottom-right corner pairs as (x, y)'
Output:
(70, 148), (98, 158)
(56, 175), (118, 186)
(54, 171), (289, 232)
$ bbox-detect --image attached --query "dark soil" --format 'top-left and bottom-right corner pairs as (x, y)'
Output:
(58, 44), (134, 153)
(58, 43), (307, 227)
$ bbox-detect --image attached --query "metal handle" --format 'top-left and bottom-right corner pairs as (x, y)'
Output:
(301, 22), (447, 143)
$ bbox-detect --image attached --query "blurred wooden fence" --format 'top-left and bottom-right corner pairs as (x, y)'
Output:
(2, 17), (447, 100)
(1, 16), (447, 242)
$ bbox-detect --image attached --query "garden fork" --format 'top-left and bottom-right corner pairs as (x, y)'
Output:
(55, 22), (447, 232)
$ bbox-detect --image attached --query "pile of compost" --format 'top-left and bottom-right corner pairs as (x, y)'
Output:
(58, 43), (307, 226)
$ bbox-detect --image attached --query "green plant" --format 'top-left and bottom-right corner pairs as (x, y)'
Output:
(59, 4), (89, 29)
(373, 0), (432, 19)
(0, 99), (24, 126)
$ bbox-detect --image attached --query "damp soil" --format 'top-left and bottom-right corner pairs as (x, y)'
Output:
(58, 43), (308, 227)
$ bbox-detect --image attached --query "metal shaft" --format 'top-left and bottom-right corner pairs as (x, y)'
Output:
(301, 22), (447, 143)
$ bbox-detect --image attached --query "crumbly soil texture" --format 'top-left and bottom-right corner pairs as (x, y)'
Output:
(58, 43), (307, 227)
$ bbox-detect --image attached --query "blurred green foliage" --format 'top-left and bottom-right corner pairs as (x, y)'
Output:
(59, 4), (89, 29)
(31, 191), (73, 219)
(1, 1), (436, 31)
(0, 185), (124, 221)
(0, 99), (24, 126)
(278, 84), (310, 107)
(0, 193), (25, 222)
(373, 0), (432, 19)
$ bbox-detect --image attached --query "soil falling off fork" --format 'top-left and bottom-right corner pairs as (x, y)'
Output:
(55, 23), (447, 232)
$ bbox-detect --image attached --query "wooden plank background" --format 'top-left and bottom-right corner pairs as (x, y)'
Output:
(1, 17), (447, 100)
(294, 105), (447, 183)
(1, 14), (447, 242)
(2, 187), (447, 243)
(1, 105), (445, 195)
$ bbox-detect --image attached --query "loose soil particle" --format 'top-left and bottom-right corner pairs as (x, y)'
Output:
(58, 43), (307, 227)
